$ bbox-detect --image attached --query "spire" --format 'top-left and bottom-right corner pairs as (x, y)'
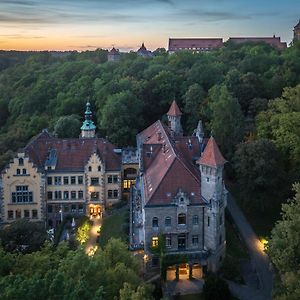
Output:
(80, 102), (96, 138)
(167, 100), (182, 117)
(197, 136), (226, 167)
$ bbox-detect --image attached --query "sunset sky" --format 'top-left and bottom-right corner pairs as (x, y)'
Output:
(0, 0), (299, 51)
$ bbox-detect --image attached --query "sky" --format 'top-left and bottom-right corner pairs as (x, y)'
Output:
(0, 0), (299, 51)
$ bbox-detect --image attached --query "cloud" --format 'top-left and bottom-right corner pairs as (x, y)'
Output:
(0, 34), (45, 39)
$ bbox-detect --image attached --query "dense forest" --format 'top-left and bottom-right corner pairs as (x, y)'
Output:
(0, 42), (300, 299)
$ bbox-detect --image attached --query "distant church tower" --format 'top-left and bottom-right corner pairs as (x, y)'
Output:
(197, 136), (227, 271)
(81, 102), (96, 138)
(294, 20), (300, 42)
(167, 100), (183, 137)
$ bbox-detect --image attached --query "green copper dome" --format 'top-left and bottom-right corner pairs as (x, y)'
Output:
(81, 102), (96, 131)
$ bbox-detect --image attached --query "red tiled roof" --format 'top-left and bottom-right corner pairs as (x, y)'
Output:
(137, 120), (202, 206)
(169, 38), (223, 51)
(167, 100), (182, 117)
(228, 37), (287, 50)
(197, 136), (226, 167)
(24, 131), (121, 172)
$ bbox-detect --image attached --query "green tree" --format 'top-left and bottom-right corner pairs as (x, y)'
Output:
(268, 184), (300, 300)
(54, 114), (81, 138)
(202, 274), (231, 300)
(208, 84), (244, 158)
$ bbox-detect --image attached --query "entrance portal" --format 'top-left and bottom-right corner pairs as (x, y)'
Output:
(89, 204), (102, 218)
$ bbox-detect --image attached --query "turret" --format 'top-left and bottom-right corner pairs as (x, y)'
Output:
(80, 102), (96, 138)
(167, 100), (183, 137)
(197, 136), (226, 201)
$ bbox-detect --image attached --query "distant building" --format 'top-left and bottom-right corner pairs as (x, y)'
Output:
(168, 38), (223, 53)
(1, 103), (123, 227)
(228, 36), (287, 49)
(294, 20), (300, 42)
(130, 101), (227, 278)
(137, 43), (154, 57)
(107, 47), (120, 62)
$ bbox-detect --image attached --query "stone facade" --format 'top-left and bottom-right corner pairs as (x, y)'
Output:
(131, 102), (227, 275)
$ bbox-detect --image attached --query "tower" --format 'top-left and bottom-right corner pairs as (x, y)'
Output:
(197, 136), (227, 270)
(194, 120), (204, 144)
(293, 20), (300, 42)
(80, 102), (96, 138)
(167, 100), (183, 137)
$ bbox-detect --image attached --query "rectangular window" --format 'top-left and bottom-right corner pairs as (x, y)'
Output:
(192, 235), (199, 245)
(152, 236), (159, 247)
(48, 205), (53, 213)
(55, 191), (62, 200)
(91, 177), (99, 185)
(63, 176), (69, 185)
(12, 186), (33, 203)
(16, 210), (21, 219)
(63, 191), (69, 200)
(193, 215), (199, 225)
(47, 191), (53, 200)
(108, 190), (113, 198)
(64, 205), (69, 213)
(8, 210), (14, 219)
(71, 205), (76, 212)
(54, 176), (61, 185)
(91, 192), (99, 201)
(207, 216), (210, 227)
(71, 176), (76, 185)
(113, 190), (118, 198)
(107, 175), (112, 184)
(166, 236), (172, 248)
(24, 210), (30, 218)
(22, 168), (27, 175)
(113, 175), (118, 184)
(78, 176), (83, 184)
(78, 204), (84, 213)
(78, 190), (83, 199)
(32, 210), (38, 219)
(71, 191), (76, 199)
(47, 177), (52, 185)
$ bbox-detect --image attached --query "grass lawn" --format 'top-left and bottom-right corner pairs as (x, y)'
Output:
(227, 182), (281, 238)
(98, 210), (129, 248)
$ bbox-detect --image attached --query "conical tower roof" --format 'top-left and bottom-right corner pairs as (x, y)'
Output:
(197, 136), (226, 167)
(167, 100), (182, 117)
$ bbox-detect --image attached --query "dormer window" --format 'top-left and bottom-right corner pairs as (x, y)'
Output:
(18, 158), (24, 165)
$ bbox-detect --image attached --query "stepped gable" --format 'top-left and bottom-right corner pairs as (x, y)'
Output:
(137, 120), (202, 206)
(24, 131), (121, 172)
(197, 136), (226, 167)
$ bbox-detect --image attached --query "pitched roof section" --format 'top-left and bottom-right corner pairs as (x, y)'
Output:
(169, 38), (223, 51)
(228, 37), (287, 50)
(24, 131), (121, 172)
(137, 120), (202, 206)
(167, 100), (182, 117)
(197, 136), (226, 167)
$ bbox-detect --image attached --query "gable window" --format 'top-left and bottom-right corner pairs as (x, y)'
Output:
(18, 158), (24, 165)
(98, 165), (101, 172)
(165, 217), (171, 227)
(22, 168), (27, 175)
(16, 169), (21, 175)
(24, 210), (30, 218)
(88, 166), (92, 172)
(178, 213), (186, 225)
(193, 215), (199, 225)
(152, 217), (158, 228)
(12, 186), (33, 203)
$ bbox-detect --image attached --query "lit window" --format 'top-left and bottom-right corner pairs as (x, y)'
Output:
(11, 186), (33, 203)
(152, 237), (159, 247)
(178, 213), (186, 225)
(152, 217), (158, 228)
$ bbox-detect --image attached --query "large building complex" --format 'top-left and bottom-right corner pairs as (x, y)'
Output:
(130, 101), (227, 278)
(0, 103), (124, 227)
(294, 20), (300, 42)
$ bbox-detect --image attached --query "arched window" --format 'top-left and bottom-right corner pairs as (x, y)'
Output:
(18, 158), (24, 165)
(165, 217), (171, 227)
(98, 165), (101, 172)
(193, 215), (199, 225)
(16, 169), (20, 175)
(88, 166), (92, 172)
(152, 217), (158, 228)
(178, 213), (186, 225)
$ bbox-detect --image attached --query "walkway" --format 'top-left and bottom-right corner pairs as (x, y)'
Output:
(227, 195), (273, 300)
(85, 216), (102, 255)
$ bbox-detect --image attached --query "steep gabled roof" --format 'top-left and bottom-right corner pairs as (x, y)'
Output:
(167, 100), (182, 117)
(138, 120), (202, 206)
(197, 136), (226, 167)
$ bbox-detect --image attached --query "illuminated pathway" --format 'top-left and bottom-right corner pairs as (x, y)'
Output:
(85, 216), (102, 256)
(227, 195), (273, 300)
